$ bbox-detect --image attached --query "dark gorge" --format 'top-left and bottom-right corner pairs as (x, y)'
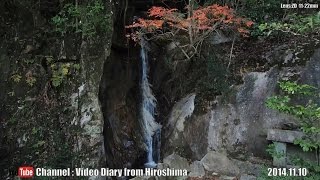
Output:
(1, 0), (320, 179)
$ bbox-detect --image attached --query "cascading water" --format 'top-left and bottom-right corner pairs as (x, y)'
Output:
(140, 39), (162, 168)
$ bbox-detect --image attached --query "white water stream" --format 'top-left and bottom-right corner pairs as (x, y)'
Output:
(140, 41), (161, 168)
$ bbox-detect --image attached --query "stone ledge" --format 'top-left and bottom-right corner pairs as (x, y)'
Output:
(267, 129), (304, 143)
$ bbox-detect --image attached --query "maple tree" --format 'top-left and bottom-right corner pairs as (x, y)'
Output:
(126, 3), (254, 60)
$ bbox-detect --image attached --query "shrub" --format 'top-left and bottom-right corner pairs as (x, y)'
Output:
(265, 81), (320, 177)
(52, 0), (111, 38)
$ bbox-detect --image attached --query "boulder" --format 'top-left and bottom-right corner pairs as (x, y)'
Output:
(188, 161), (205, 178)
(163, 153), (190, 172)
(201, 151), (240, 176)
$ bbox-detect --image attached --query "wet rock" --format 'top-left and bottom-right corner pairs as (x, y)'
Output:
(201, 151), (240, 176)
(163, 94), (197, 157)
(100, 48), (145, 168)
(165, 93), (196, 135)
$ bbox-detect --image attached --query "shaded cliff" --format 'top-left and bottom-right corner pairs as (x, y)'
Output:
(0, 0), (113, 178)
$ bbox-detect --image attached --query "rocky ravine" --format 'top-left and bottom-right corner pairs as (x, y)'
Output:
(155, 48), (320, 179)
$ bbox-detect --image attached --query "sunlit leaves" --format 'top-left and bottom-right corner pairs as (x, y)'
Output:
(279, 81), (317, 96)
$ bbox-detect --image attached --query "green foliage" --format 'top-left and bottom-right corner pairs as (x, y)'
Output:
(52, 0), (111, 38)
(291, 156), (320, 174)
(26, 76), (36, 87)
(50, 62), (81, 88)
(203, 0), (282, 22)
(266, 143), (320, 176)
(200, 1), (319, 38)
(254, 12), (320, 37)
(11, 74), (22, 83)
(266, 143), (285, 159)
(242, 0), (281, 22)
(51, 63), (71, 87)
(73, 64), (81, 71)
(294, 136), (320, 152)
(262, 146), (320, 179)
(51, 15), (68, 35)
(265, 81), (320, 177)
(11, 72), (37, 86)
(266, 81), (320, 152)
(279, 81), (317, 96)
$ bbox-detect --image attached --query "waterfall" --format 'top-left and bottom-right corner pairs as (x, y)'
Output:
(140, 40), (161, 168)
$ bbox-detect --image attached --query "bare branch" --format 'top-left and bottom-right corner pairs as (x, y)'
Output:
(227, 36), (236, 69)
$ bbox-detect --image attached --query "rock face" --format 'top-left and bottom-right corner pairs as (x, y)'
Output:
(300, 48), (320, 103)
(99, 47), (147, 169)
(164, 93), (196, 156)
(0, 1), (113, 178)
(163, 68), (281, 158)
(162, 48), (320, 169)
(208, 68), (283, 157)
(264, 45), (298, 66)
(76, 37), (112, 176)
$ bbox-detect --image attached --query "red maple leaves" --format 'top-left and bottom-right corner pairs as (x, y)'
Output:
(126, 4), (254, 40)
(148, 6), (178, 18)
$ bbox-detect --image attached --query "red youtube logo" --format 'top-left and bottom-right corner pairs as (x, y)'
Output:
(18, 166), (34, 178)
